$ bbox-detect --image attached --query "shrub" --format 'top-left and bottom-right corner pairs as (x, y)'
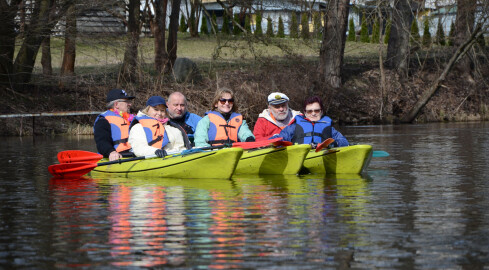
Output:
(179, 15), (187, 32)
(410, 19), (421, 45)
(266, 16), (274, 37)
(255, 12), (263, 37)
(436, 19), (445, 45)
(245, 14), (251, 33)
(301, 13), (309, 39)
(233, 14), (241, 35)
(290, 13), (298, 38)
(371, 18), (380, 43)
(222, 13), (230, 35)
(200, 17), (208, 35)
(422, 19), (431, 47)
(313, 11), (321, 39)
(278, 16), (285, 38)
(448, 21), (455, 46)
(360, 14), (370, 43)
(347, 18), (356, 42)
(384, 19), (391, 44)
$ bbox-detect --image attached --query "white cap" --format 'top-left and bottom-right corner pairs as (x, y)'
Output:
(267, 92), (289, 105)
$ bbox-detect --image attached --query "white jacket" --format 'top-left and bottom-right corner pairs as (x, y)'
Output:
(129, 111), (187, 157)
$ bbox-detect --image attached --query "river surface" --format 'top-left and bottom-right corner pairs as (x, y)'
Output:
(1, 122), (488, 269)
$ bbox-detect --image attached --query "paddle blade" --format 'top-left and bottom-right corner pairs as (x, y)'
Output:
(272, 141), (293, 147)
(373, 151), (390, 157)
(48, 162), (97, 178)
(315, 138), (335, 152)
(232, 137), (283, 149)
(58, 150), (103, 163)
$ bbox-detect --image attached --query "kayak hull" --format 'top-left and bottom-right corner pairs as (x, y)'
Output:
(89, 148), (243, 179)
(234, 144), (311, 175)
(302, 144), (373, 174)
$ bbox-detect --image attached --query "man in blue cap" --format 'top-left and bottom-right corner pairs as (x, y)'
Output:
(93, 89), (136, 161)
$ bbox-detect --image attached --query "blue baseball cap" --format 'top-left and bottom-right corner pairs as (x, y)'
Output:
(106, 89), (135, 102)
(146, 96), (167, 107)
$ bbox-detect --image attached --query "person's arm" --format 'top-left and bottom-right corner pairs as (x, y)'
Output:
(94, 117), (119, 158)
(238, 120), (255, 142)
(253, 118), (268, 141)
(194, 116), (211, 148)
(128, 124), (159, 157)
(273, 124), (295, 141)
(164, 126), (188, 153)
(331, 127), (349, 147)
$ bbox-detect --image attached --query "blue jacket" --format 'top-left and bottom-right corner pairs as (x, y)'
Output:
(275, 115), (349, 147)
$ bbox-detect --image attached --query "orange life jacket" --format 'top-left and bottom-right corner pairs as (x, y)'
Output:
(97, 110), (132, 152)
(133, 115), (169, 149)
(207, 111), (242, 145)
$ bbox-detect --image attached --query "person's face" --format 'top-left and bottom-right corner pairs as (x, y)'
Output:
(304, 102), (322, 121)
(167, 95), (187, 119)
(269, 102), (289, 121)
(114, 99), (132, 113)
(148, 106), (167, 120)
(215, 93), (234, 114)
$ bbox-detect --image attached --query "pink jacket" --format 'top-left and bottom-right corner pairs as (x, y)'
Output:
(253, 109), (301, 141)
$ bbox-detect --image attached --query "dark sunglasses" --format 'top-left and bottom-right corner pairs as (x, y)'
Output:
(305, 109), (321, 114)
(219, 98), (234, 104)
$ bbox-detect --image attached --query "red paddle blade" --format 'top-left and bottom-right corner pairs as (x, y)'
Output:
(272, 141), (293, 147)
(58, 150), (103, 163)
(315, 138), (335, 152)
(232, 137), (283, 149)
(48, 162), (97, 178)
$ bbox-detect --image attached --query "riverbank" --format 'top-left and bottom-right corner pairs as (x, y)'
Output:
(1, 37), (488, 136)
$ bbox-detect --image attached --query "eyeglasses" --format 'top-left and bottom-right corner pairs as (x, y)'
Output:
(219, 98), (234, 104)
(305, 109), (321, 114)
(118, 99), (132, 104)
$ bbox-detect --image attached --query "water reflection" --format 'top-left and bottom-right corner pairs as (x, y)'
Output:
(47, 174), (370, 268)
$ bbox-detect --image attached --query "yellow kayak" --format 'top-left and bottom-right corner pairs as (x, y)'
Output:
(88, 147), (243, 179)
(302, 144), (373, 174)
(234, 144), (311, 175)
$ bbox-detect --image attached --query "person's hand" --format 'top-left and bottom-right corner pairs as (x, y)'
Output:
(155, 149), (167, 158)
(245, 136), (255, 142)
(109, 151), (122, 161)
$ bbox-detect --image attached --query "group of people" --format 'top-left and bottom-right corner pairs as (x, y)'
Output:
(93, 88), (349, 161)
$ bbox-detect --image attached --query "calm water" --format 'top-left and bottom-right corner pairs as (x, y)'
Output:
(1, 122), (488, 269)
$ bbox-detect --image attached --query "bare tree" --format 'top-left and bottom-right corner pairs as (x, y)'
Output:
(319, 0), (349, 88)
(60, 1), (77, 76)
(154, 0), (169, 73)
(167, 0), (182, 71)
(453, 0), (477, 79)
(385, 0), (412, 77)
(0, 0), (23, 85)
(119, 0), (141, 82)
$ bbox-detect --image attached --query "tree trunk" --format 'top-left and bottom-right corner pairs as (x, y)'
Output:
(166, 0), (181, 72)
(60, 2), (77, 76)
(41, 37), (53, 75)
(0, 0), (22, 84)
(154, 0), (169, 73)
(385, 0), (411, 77)
(453, 0), (476, 76)
(12, 0), (55, 87)
(120, 0), (141, 82)
(319, 0), (349, 88)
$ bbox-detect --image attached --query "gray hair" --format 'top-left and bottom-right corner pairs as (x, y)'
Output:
(106, 99), (125, 109)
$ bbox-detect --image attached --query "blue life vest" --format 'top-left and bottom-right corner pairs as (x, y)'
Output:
(131, 115), (169, 149)
(206, 111), (242, 145)
(94, 110), (132, 152)
(293, 115), (332, 144)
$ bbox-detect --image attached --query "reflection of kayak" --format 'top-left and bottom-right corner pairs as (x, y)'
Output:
(88, 148), (243, 179)
(302, 145), (373, 174)
(234, 144), (311, 175)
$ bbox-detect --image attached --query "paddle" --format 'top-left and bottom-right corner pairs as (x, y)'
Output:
(315, 138), (335, 152)
(372, 151), (389, 157)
